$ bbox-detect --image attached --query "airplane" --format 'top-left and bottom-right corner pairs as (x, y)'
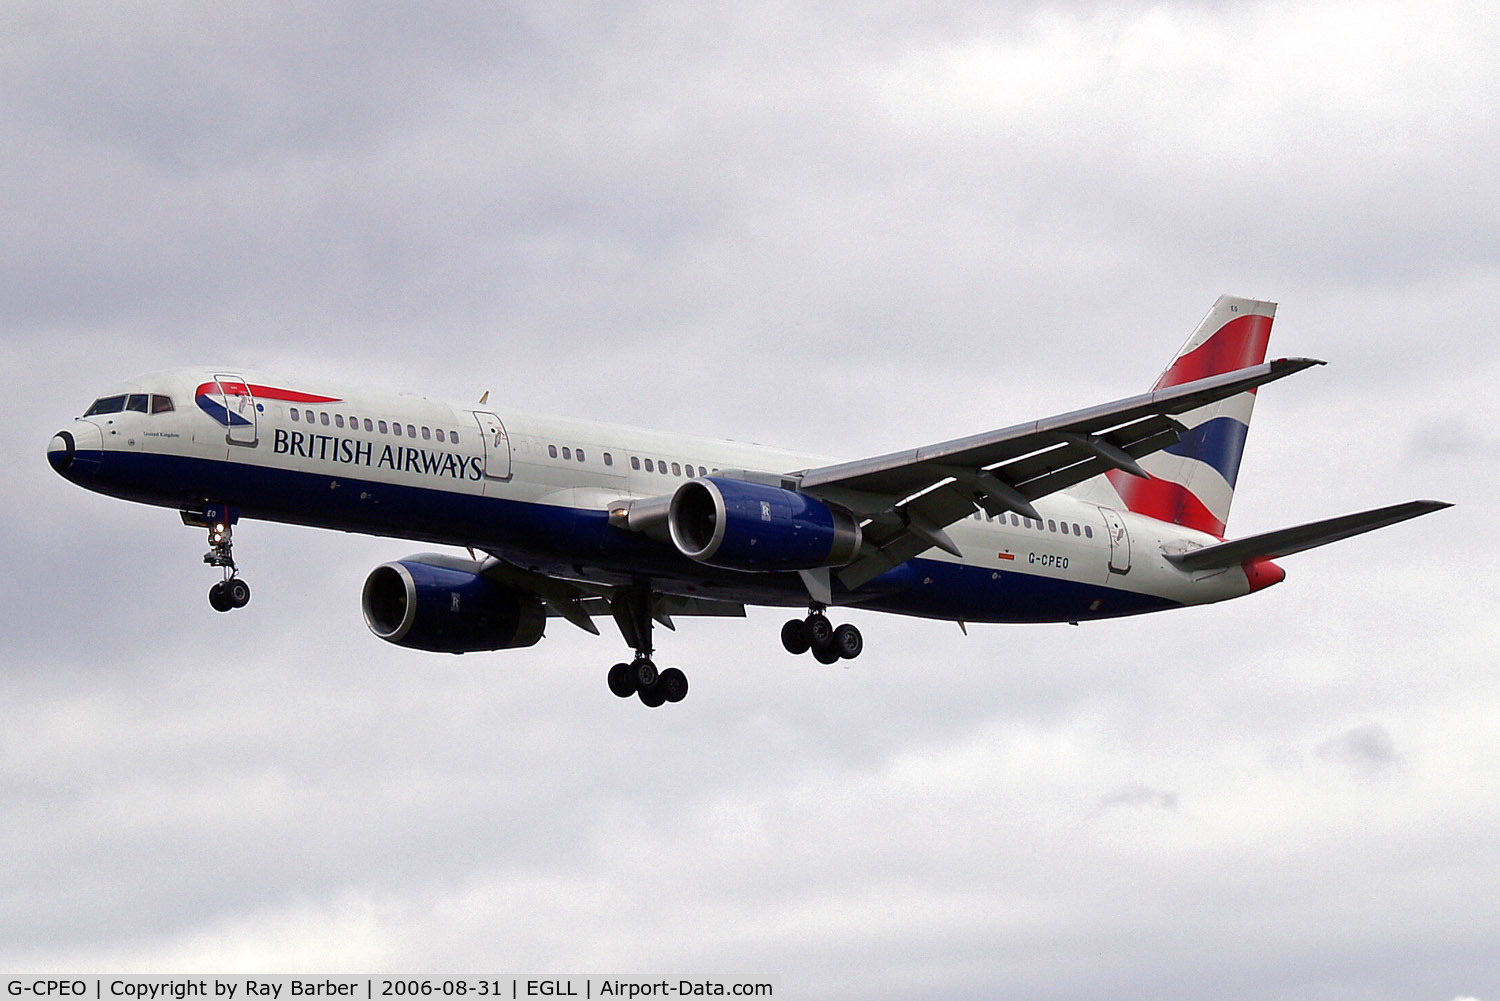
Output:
(47, 295), (1449, 707)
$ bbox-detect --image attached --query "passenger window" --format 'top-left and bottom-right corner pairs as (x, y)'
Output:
(671, 462), (681, 476)
(379, 420), (388, 434)
(321, 413), (330, 426)
(393, 423), (403, 437)
(364, 418), (373, 432)
(1060, 522), (1069, 535)
(1010, 514), (1019, 526)
(348, 415), (357, 427)
(304, 409), (314, 423)
(1048, 520), (1056, 532)
(549, 445), (558, 459)
(604, 452), (613, 467)
(436, 429), (445, 443)
(644, 458), (654, 472)
(151, 395), (174, 414)
(1084, 525), (1093, 539)
(450, 431), (459, 445)
(422, 427), (431, 440)
(562, 447), (572, 461)
(577, 449), (585, 462)
(1073, 523), (1082, 535)
(290, 408), (300, 422)
(631, 456), (641, 471)
(406, 425), (415, 438)
(658, 459), (667, 475)
(336, 415), (345, 428)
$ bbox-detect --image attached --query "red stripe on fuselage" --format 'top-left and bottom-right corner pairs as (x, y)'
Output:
(195, 382), (342, 404)
(1154, 313), (1273, 390)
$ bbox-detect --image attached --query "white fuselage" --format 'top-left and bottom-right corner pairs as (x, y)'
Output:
(50, 368), (1258, 625)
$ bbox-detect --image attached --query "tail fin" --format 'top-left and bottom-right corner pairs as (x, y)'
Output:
(1106, 295), (1277, 538)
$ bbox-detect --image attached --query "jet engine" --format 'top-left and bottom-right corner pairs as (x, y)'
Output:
(361, 557), (546, 653)
(668, 477), (861, 572)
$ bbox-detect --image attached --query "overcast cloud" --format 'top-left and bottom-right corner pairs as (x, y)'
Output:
(3, 3), (1497, 999)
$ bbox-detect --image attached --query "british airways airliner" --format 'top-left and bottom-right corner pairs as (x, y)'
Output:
(48, 296), (1447, 707)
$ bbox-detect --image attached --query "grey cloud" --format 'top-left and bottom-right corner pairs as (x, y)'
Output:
(1317, 723), (1399, 778)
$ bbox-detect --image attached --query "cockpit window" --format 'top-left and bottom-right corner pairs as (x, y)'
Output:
(126, 394), (149, 413)
(151, 395), (174, 414)
(84, 395), (127, 416)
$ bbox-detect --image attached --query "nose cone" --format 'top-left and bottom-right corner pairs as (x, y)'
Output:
(48, 421), (103, 481)
(48, 431), (75, 473)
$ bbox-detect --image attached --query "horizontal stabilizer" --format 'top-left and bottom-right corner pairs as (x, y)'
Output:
(1165, 500), (1452, 571)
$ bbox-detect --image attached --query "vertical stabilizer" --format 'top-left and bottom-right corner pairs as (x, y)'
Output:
(1105, 295), (1276, 538)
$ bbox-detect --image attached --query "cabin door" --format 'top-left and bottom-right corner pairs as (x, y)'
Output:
(473, 411), (512, 481)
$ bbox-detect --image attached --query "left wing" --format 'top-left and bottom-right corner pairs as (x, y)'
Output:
(463, 553), (744, 637)
(794, 358), (1323, 589)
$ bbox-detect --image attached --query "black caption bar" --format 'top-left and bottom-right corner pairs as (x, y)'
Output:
(4, 978), (778, 1001)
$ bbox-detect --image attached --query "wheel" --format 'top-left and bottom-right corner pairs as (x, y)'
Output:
(832, 623), (863, 660)
(781, 618), (811, 655)
(632, 656), (658, 689)
(638, 683), (667, 708)
(812, 642), (841, 665)
(208, 581), (232, 612)
(607, 662), (636, 698)
(226, 578), (251, 608)
(658, 667), (689, 703)
(806, 612), (833, 646)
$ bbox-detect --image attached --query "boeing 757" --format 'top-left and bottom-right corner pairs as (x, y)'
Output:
(48, 296), (1448, 706)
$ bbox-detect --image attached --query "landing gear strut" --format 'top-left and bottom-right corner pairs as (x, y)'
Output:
(605, 585), (689, 707)
(782, 608), (862, 663)
(191, 509), (250, 612)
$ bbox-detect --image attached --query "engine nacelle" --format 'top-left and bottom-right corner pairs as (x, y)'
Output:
(668, 477), (861, 571)
(361, 557), (546, 654)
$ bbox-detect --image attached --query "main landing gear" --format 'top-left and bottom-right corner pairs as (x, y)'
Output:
(607, 657), (689, 707)
(199, 514), (250, 612)
(605, 585), (689, 708)
(781, 608), (863, 664)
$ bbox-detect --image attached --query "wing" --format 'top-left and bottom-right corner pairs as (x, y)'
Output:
(793, 358), (1324, 589)
(474, 553), (745, 636)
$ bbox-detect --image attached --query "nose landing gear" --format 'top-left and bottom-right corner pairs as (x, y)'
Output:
(184, 506), (251, 612)
(782, 609), (862, 663)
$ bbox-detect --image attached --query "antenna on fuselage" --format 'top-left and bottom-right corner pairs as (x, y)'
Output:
(478, 391), (489, 404)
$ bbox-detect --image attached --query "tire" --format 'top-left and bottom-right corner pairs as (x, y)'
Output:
(208, 582), (232, 613)
(806, 612), (833, 647)
(781, 618), (811, 655)
(833, 623), (863, 660)
(659, 667), (689, 703)
(632, 657), (659, 689)
(226, 578), (251, 608)
(607, 662), (636, 698)
(812, 642), (841, 665)
(638, 683), (667, 708)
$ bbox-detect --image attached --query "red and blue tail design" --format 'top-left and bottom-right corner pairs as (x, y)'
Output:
(1105, 295), (1276, 538)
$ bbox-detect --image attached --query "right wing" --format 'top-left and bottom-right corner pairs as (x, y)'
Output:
(793, 358), (1325, 589)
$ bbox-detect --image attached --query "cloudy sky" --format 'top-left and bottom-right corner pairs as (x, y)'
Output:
(4, 2), (1497, 997)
